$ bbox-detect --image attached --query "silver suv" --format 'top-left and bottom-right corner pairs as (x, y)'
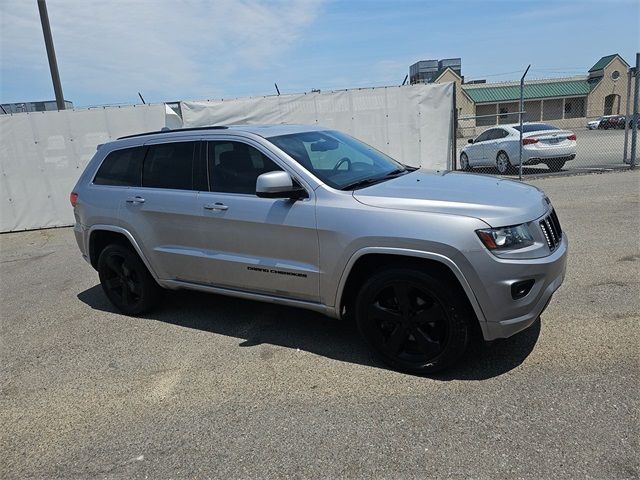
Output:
(71, 125), (567, 373)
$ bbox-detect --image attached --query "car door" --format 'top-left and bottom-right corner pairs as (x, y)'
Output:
(469, 129), (491, 165)
(196, 138), (320, 302)
(483, 128), (505, 165)
(118, 140), (210, 283)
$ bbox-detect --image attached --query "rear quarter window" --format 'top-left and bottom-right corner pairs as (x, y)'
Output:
(93, 146), (145, 186)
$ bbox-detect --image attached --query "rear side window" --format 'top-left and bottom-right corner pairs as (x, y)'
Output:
(513, 123), (559, 133)
(143, 142), (196, 190)
(93, 147), (145, 186)
(490, 129), (509, 139)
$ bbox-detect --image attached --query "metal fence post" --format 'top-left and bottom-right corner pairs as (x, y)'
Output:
(623, 67), (633, 162)
(518, 65), (531, 180)
(37, 0), (65, 111)
(630, 53), (639, 169)
(451, 85), (457, 170)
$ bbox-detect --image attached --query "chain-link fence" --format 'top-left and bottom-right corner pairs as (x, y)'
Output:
(451, 57), (639, 177)
(453, 111), (637, 177)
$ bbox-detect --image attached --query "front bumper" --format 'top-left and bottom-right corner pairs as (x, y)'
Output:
(460, 234), (568, 341)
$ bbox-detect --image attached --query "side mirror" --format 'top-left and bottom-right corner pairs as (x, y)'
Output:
(468, 138), (474, 144)
(256, 171), (307, 200)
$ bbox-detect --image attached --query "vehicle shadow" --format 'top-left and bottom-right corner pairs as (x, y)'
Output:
(77, 285), (541, 381)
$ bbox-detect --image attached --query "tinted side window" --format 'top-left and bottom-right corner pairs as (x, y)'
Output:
(475, 130), (492, 143)
(208, 141), (282, 194)
(94, 147), (145, 186)
(490, 129), (508, 140)
(143, 142), (196, 190)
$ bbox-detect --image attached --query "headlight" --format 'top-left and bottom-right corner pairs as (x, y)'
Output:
(476, 224), (534, 251)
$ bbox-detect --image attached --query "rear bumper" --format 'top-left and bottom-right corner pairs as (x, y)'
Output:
(464, 235), (568, 341)
(524, 154), (575, 165)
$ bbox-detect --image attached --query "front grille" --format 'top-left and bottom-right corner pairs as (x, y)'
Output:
(539, 209), (562, 251)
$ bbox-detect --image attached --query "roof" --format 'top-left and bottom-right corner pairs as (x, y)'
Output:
(227, 124), (326, 137)
(462, 79), (594, 104)
(434, 67), (462, 83)
(589, 54), (626, 72)
(117, 124), (325, 141)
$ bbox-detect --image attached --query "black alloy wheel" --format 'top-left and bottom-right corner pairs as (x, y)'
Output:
(98, 244), (160, 315)
(356, 269), (470, 374)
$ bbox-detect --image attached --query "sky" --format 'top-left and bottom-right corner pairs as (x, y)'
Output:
(1, 0), (638, 107)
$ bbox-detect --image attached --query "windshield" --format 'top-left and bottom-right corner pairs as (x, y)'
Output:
(512, 123), (560, 133)
(267, 130), (408, 190)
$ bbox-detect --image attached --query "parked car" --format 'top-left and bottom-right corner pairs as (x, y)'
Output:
(71, 125), (567, 374)
(460, 123), (576, 173)
(598, 115), (626, 129)
(614, 115), (635, 129)
(587, 117), (606, 130)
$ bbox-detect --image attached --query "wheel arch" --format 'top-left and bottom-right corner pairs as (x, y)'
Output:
(335, 248), (486, 327)
(88, 225), (158, 279)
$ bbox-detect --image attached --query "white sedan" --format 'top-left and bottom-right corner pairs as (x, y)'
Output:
(460, 123), (577, 174)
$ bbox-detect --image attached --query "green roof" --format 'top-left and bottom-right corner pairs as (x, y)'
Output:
(588, 54), (619, 72)
(462, 79), (593, 104)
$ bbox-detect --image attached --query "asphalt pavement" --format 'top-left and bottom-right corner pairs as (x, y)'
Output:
(1, 170), (638, 479)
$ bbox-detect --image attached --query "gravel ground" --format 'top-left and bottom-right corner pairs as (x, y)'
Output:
(1, 170), (638, 479)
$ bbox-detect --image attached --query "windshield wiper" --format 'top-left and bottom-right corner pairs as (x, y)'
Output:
(340, 169), (408, 191)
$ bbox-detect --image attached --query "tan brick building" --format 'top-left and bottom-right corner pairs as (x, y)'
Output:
(432, 54), (636, 136)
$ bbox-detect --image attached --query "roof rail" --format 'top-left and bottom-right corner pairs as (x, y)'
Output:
(117, 125), (228, 140)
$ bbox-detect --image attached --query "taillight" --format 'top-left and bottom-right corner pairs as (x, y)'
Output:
(522, 138), (538, 145)
(70, 192), (78, 207)
(567, 134), (576, 141)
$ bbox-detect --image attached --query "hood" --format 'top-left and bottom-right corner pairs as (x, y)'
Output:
(353, 170), (549, 227)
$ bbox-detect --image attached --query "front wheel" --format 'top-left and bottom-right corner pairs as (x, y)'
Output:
(355, 268), (471, 374)
(98, 244), (161, 315)
(496, 151), (513, 175)
(459, 152), (471, 171)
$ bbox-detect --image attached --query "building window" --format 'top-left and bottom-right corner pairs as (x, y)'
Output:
(476, 104), (497, 126)
(611, 70), (620, 80)
(542, 99), (563, 121)
(564, 97), (586, 119)
(498, 102), (518, 124)
(524, 101), (542, 122)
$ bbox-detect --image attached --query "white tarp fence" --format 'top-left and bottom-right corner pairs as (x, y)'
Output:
(180, 83), (454, 169)
(0, 83), (454, 232)
(0, 104), (166, 232)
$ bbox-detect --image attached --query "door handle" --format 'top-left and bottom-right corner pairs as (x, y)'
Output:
(203, 202), (228, 211)
(126, 196), (145, 204)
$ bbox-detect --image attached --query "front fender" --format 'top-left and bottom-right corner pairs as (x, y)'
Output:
(333, 246), (487, 325)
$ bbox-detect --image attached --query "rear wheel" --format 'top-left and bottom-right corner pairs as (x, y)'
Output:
(98, 244), (160, 315)
(355, 268), (471, 374)
(547, 159), (566, 172)
(459, 152), (471, 171)
(496, 151), (513, 175)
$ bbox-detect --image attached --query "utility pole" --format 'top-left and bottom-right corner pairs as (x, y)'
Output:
(37, 0), (65, 110)
(630, 52), (639, 169)
(518, 64), (531, 180)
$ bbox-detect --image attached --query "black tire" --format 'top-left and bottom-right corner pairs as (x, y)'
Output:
(547, 159), (566, 172)
(459, 152), (471, 171)
(355, 268), (471, 374)
(496, 151), (514, 175)
(98, 244), (161, 315)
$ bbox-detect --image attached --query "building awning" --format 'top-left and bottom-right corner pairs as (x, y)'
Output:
(462, 79), (593, 104)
